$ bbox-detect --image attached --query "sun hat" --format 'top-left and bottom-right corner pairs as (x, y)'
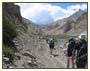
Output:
(78, 33), (86, 40)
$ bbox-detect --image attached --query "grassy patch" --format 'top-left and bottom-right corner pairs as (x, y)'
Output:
(3, 45), (14, 62)
(44, 34), (71, 40)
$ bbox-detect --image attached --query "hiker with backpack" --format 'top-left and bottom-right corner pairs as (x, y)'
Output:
(72, 33), (87, 68)
(48, 38), (55, 55)
(65, 38), (75, 68)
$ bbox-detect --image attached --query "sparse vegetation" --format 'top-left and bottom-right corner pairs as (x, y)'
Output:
(3, 45), (14, 62)
(3, 15), (17, 62)
(3, 16), (17, 46)
(44, 35), (71, 40)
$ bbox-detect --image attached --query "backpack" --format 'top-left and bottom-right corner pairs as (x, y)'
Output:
(77, 40), (87, 61)
(49, 39), (55, 48)
(49, 40), (54, 45)
(67, 40), (75, 52)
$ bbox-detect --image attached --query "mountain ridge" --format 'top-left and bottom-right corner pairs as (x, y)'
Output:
(43, 9), (87, 36)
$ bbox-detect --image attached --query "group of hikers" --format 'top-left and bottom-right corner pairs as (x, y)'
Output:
(47, 33), (87, 68)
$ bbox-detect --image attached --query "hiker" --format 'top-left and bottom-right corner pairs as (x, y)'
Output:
(48, 38), (55, 55)
(72, 33), (87, 68)
(65, 38), (75, 68)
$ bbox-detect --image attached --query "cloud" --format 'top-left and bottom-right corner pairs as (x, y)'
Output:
(15, 3), (87, 24)
(81, 4), (87, 10)
(67, 4), (87, 11)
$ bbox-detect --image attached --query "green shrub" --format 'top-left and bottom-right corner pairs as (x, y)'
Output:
(3, 16), (17, 46)
(3, 45), (14, 62)
(3, 16), (17, 62)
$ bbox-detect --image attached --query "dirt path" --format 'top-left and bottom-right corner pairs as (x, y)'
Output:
(6, 38), (68, 68)
(35, 40), (67, 68)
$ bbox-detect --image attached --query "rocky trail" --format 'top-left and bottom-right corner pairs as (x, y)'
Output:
(4, 37), (69, 68)
(33, 40), (67, 68)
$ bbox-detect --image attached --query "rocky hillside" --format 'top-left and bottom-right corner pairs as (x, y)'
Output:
(43, 10), (87, 36)
(67, 12), (87, 36)
(3, 3), (42, 68)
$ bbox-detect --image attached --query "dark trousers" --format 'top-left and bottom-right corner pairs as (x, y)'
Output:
(76, 59), (87, 68)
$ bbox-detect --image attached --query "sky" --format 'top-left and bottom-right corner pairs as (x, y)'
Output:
(15, 3), (87, 25)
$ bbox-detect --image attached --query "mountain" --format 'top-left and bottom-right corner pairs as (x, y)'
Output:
(70, 9), (85, 22)
(43, 10), (87, 36)
(67, 12), (87, 36)
(36, 24), (47, 28)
